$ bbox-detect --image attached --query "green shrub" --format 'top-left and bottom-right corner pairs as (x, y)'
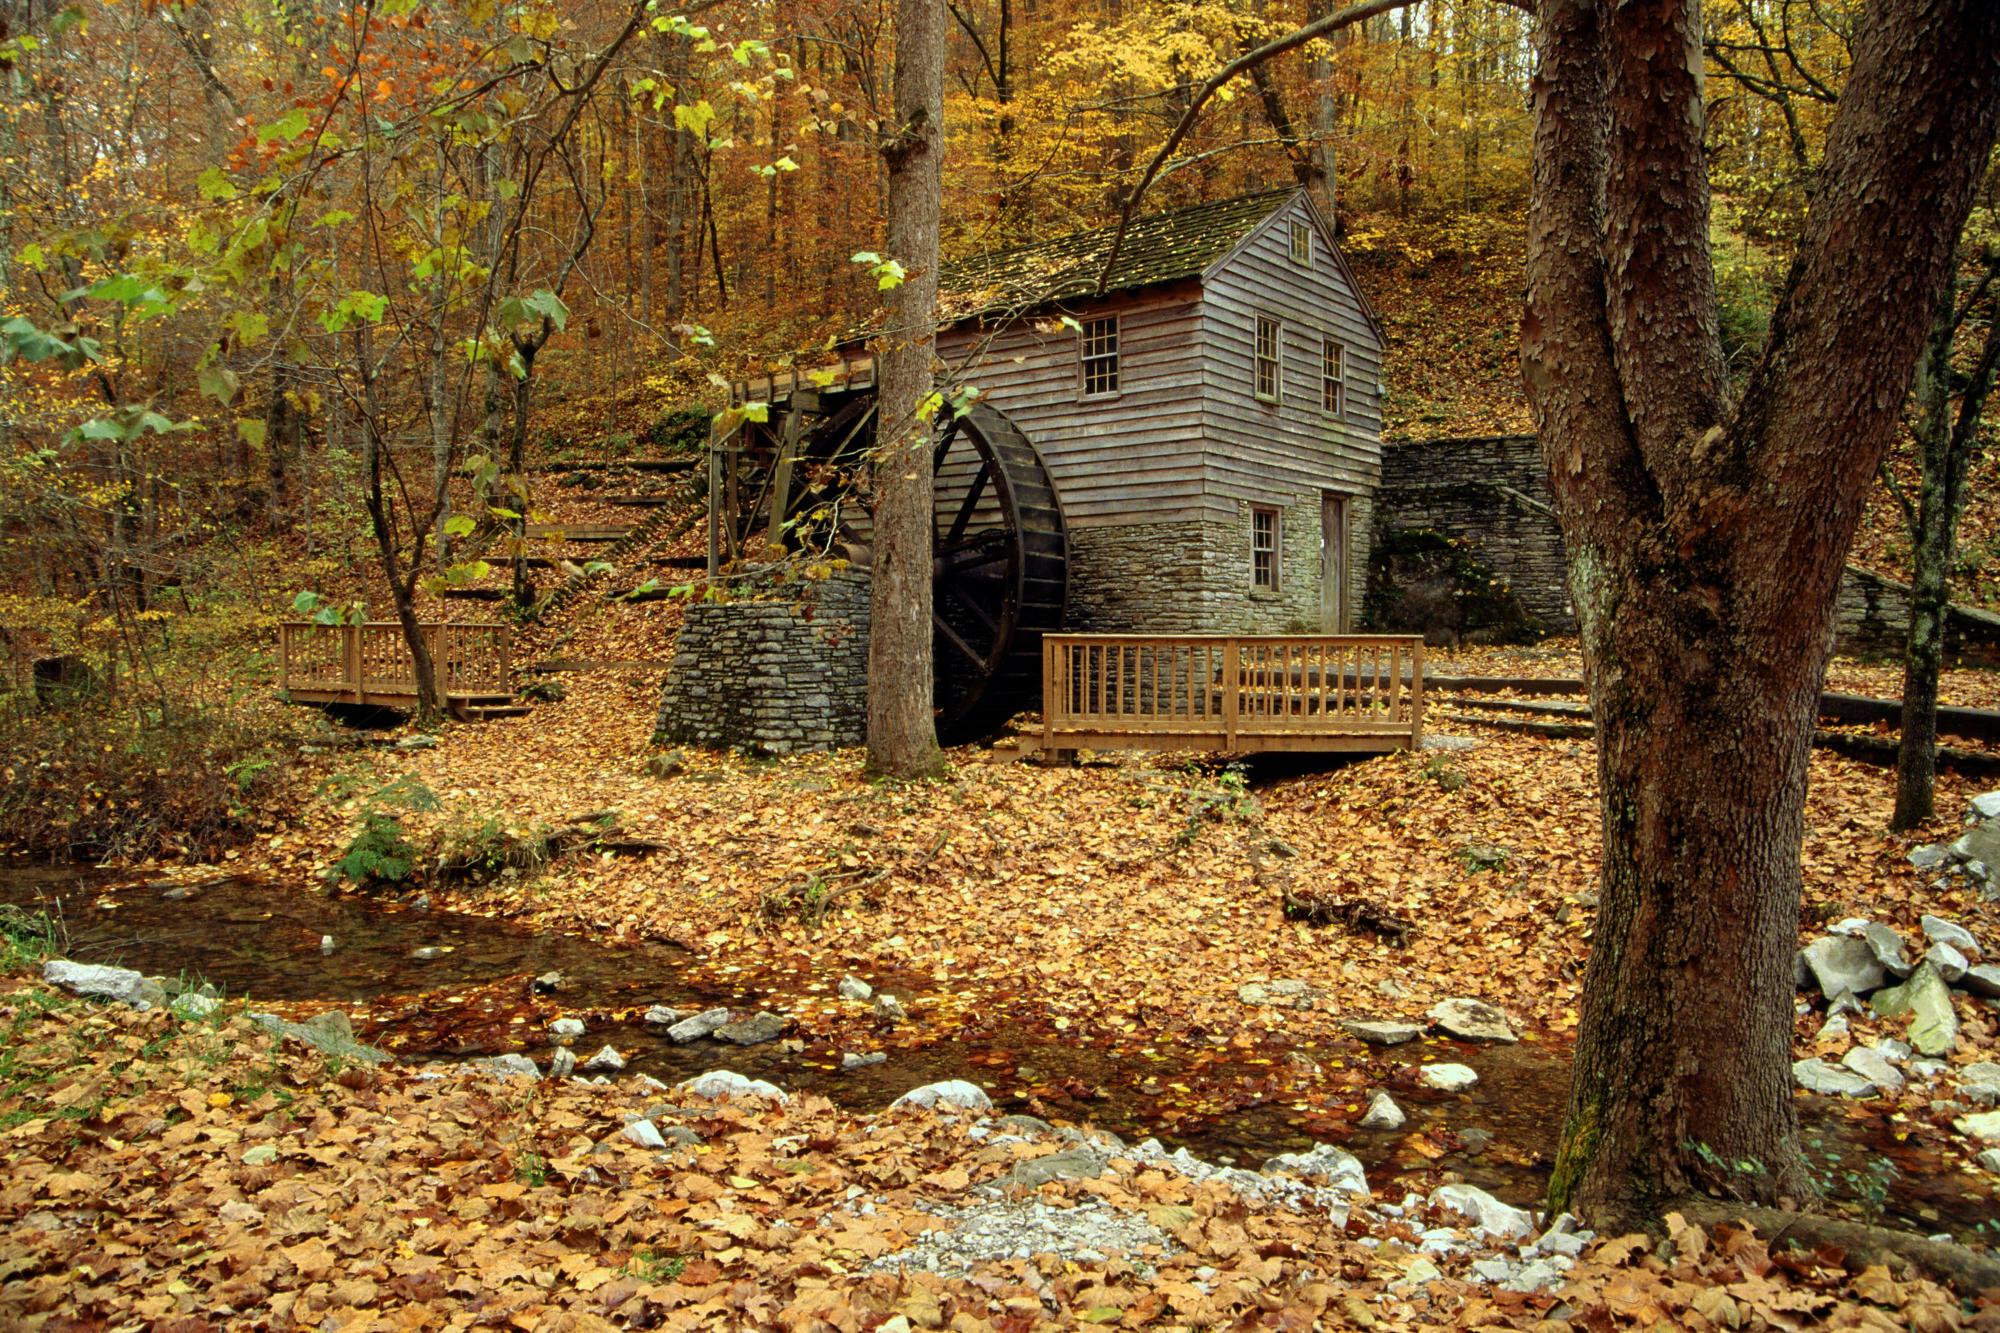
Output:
(0, 906), (61, 968)
(331, 775), (440, 887)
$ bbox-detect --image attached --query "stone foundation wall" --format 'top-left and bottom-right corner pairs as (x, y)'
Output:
(1067, 496), (1365, 635)
(1371, 435), (1574, 638)
(1373, 433), (2000, 664)
(653, 571), (870, 753)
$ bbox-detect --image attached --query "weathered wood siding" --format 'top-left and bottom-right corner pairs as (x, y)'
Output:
(934, 281), (1208, 525)
(1195, 193), (1385, 520)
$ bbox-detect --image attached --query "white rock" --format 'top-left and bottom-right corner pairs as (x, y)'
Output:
(1861, 923), (1915, 978)
(1793, 1057), (1876, 1098)
(891, 1080), (991, 1113)
(1420, 1227), (1469, 1257)
(1910, 844), (1951, 870)
(1921, 915), (1981, 959)
(171, 993), (221, 1020)
(1926, 942), (1970, 983)
(320, 934), (337, 954)
(1429, 1183), (1535, 1241)
(1262, 1143), (1371, 1197)
(472, 1053), (540, 1079)
(1962, 965), (2000, 998)
(1815, 1013), (1850, 1042)
(1842, 1046), (1904, 1093)
(549, 1047), (576, 1078)
(622, 1118), (667, 1149)
(1978, 1148), (2000, 1174)
(1953, 1110), (2000, 1140)
(1402, 1257), (1442, 1284)
(1800, 936), (1888, 999)
(1344, 1019), (1424, 1046)
(838, 975), (873, 1001)
(1427, 998), (1518, 1043)
(580, 1045), (625, 1073)
(42, 960), (166, 1010)
(1530, 1213), (1592, 1258)
(677, 1069), (788, 1102)
(641, 1005), (684, 1027)
(873, 993), (908, 1022)
(1968, 791), (2000, 822)
(550, 1017), (586, 1042)
(1418, 1063), (1479, 1092)
(1359, 1091), (1406, 1130)
(666, 1008), (731, 1043)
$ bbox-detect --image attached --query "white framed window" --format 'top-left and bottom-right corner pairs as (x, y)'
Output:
(1252, 505), (1281, 590)
(1288, 220), (1313, 267)
(1322, 337), (1345, 416)
(1254, 316), (1282, 404)
(1080, 315), (1120, 396)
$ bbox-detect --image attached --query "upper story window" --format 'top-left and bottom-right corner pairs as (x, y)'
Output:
(1252, 506), (1281, 590)
(1288, 220), (1313, 267)
(1080, 315), (1120, 396)
(1254, 316), (1282, 404)
(1322, 337), (1345, 416)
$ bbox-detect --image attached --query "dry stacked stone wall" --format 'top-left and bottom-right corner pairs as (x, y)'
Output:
(653, 571), (870, 753)
(1369, 435), (1574, 640)
(1372, 433), (2000, 664)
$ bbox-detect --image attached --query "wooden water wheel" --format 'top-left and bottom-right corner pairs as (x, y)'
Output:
(715, 388), (1067, 742)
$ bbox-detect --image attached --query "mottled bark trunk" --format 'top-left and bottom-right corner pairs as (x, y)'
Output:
(1894, 279), (2000, 829)
(1525, 0), (2000, 1228)
(867, 0), (946, 779)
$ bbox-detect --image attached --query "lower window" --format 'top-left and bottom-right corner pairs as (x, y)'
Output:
(1252, 506), (1281, 590)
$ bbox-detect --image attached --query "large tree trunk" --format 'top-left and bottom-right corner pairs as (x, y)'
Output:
(866, 0), (946, 779)
(1524, 0), (2000, 1229)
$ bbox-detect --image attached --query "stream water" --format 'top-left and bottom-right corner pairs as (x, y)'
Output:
(2, 866), (1993, 1242)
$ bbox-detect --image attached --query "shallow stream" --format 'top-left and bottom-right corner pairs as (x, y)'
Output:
(2, 865), (1992, 1242)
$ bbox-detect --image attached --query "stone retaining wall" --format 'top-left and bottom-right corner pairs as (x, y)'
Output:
(653, 571), (870, 753)
(1369, 435), (1574, 640)
(1371, 433), (2000, 664)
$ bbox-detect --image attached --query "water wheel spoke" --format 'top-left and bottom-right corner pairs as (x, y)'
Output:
(942, 580), (1000, 633)
(936, 528), (1006, 561)
(930, 416), (963, 473)
(933, 611), (994, 674)
(941, 461), (993, 546)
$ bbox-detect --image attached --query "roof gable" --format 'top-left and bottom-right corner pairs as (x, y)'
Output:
(1201, 192), (1388, 347)
(937, 190), (1294, 322)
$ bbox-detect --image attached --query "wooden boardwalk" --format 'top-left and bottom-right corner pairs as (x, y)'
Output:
(278, 622), (514, 715)
(1036, 634), (1424, 755)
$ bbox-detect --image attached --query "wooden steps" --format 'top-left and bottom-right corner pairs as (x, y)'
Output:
(525, 524), (633, 542)
(442, 588), (509, 602)
(602, 494), (679, 507)
(536, 457), (698, 474)
(453, 703), (531, 721)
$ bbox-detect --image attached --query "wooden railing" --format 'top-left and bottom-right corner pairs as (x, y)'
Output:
(1041, 634), (1424, 754)
(278, 622), (512, 702)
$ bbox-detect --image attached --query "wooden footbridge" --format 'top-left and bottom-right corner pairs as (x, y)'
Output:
(278, 622), (518, 718)
(1035, 634), (1424, 755)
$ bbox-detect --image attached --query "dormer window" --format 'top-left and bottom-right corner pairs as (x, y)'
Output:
(1080, 315), (1120, 396)
(1288, 220), (1313, 267)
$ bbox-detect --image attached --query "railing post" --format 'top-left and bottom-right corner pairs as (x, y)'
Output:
(1409, 638), (1425, 748)
(345, 623), (361, 701)
(1222, 638), (1240, 750)
(1041, 637), (1055, 752)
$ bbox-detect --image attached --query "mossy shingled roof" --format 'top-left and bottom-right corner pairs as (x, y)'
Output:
(937, 189), (1297, 321)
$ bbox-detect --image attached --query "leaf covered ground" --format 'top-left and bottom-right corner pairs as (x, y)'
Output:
(2, 977), (1996, 1331)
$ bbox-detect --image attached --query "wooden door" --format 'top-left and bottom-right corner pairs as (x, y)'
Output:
(1320, 492), (1349, 632)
